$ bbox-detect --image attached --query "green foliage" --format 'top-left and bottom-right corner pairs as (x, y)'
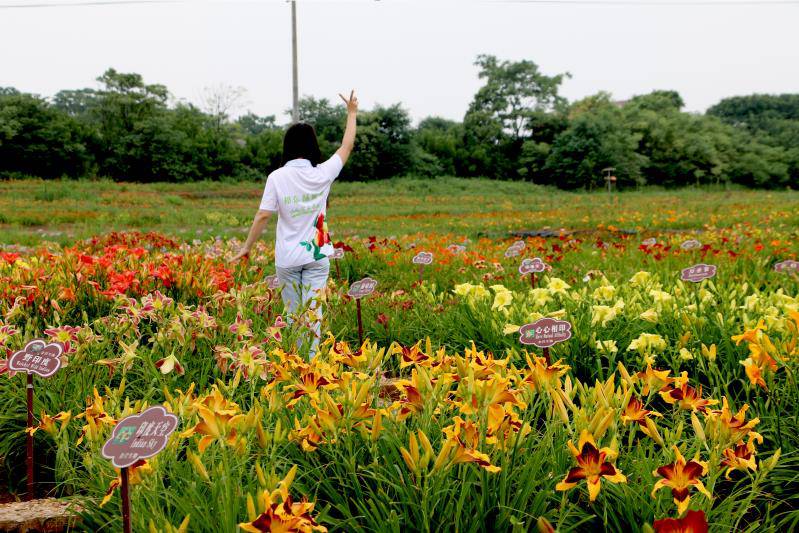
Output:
(545, 95), (645, 189)
(2, 63), (799, 188)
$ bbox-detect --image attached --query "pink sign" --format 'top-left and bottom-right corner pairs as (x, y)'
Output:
(680, 239), (702, 250)
(681, 263), (717, 283)
(775, 260), (799, 273)
(519, 318), (572, 348)
(447, 244), (466, 254)
(504, 240), (526, 258)
(642, 238), (657, 246)
(264, 275), (280, 290)
(519, 257), (547, 275)
(348, 277), (377, 299)
(102, 406), (179, 468)
(412, 252), (434, 265)
(8, 339), (63, 378)
(330, 248), (345, 260)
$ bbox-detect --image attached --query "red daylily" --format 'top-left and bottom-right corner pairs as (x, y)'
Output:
(652, 510), (708, 533)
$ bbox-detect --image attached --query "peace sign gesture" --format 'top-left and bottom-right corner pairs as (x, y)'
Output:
(339, 90), (358, 114)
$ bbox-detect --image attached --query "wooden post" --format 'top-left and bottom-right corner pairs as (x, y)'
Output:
(529, 272), (536, 289)
(418, 264), (424, 284)
(542, 347), (550, 365)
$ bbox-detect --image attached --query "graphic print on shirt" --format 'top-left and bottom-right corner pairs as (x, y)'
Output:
(299, 213), (331, 261)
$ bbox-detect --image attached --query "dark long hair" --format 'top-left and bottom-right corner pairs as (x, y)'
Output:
(281, 122), (322, 166)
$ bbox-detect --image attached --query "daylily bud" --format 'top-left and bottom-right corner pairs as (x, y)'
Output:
(186, 450), (209, 481)
(691, 412), (706, 443)
(255, 463), (267, 488)
(246, 494), (257, 521)
(536, 516), (556, 533)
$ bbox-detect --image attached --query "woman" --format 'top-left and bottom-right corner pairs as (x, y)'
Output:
(231, 91), (358, 357)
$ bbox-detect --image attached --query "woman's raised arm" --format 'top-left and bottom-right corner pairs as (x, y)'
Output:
(336, 90), (358, 165)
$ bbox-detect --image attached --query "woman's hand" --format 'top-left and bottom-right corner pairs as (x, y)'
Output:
(336, 90), (358, 165)
(339, 90), (358, 114)
(229, 248), (250, 264)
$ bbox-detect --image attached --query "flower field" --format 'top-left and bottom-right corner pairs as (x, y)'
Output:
(1, 185), (798, 532)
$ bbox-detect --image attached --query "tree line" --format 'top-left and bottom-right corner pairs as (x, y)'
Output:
(1, 57), (797, 188)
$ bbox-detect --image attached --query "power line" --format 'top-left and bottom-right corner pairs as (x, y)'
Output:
(497, 0), (799, 5)
(2, 0), (798, 7)
(0, 0), (179, 8)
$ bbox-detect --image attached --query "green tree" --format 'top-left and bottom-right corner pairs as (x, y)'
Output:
(545, 94), (645, 189)
(236, 112), (276, 136)
(463, 55), (569, 179)
(0, 91), (93, 179)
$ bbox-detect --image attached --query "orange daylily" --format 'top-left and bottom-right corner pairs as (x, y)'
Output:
(704, 397), (762, 447)
(26, 410), (71, 437)
(652, 446), (711, 515)
(520, 354), (570, 391)
(180, 387), (246, 453)
(620, 395), (662, 425)
(720, 442), (757, 479)
(441, 417), (501, 473)
(555, 430), (627, 502)
(636, 364), (674, 396)
(238, 466), (327, 533)
(75, 388), (117, 444)
(660, 376), (718, 413)
(731, 319), (766, 346)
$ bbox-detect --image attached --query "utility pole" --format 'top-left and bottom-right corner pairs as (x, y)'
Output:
(291, 0), (299, 123)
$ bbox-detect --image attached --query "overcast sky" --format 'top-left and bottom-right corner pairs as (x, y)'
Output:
(2, 0), (798, 123)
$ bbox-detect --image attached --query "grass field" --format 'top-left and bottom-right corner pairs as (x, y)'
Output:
(1, 179), (798, 532)
(2, 178), (798, 245)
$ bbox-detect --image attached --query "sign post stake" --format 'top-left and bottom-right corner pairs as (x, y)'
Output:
(542, 346), (550, 364)
(348, 277), (377, 348)
(412, 252), (433, 285)
(520, 258), (547, 290)
(102, 405), (179, 533)
(356, 298), (364, 347)
(26, 373), (34, 501)
(8, 339), (65, 502)
(120, 467), (131, 533)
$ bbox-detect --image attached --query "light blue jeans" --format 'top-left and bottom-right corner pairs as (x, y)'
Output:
(275, 257), (329, 358)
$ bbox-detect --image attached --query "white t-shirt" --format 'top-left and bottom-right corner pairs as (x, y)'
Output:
(259, 154), (343, 268)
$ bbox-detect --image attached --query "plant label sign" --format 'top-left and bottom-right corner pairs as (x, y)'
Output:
(412, 252), (434, 265)
(680, 239), (702, 250)
(330, 248), (345, 260)
(774, 260), (799, 273)
(102, 406), (179, 469)
(264, 275), (280, 290)
(447, 244), (466, 254)
(8, 339), (63, 378)
(642, 238), (657, 247)
(348, 277), (377, 299)
(681, 263), (717, 283)
(519, 318), (572, 348)
(519, 257), (547, 275)
(504, 240), (526, 258)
